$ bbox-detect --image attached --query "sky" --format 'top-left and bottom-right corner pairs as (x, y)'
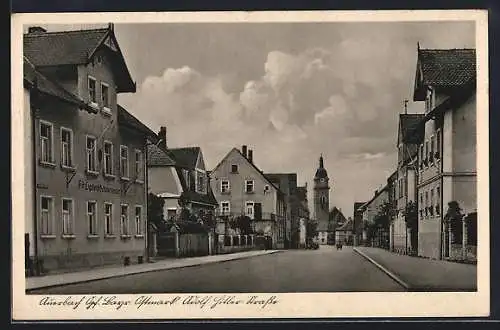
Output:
(37, 21), (475, 217)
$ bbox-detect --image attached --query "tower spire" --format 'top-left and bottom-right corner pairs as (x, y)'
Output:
(319, 154), (324, 168)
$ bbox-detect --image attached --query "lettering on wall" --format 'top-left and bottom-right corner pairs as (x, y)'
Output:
(78, 180), (121, 195)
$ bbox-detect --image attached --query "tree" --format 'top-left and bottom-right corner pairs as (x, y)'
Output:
(403, 201), (418, 230)
(235, 215), (253, 235)
(445, 201), (463, 244)
(148, 193), (165, 230)
(306, 219), (318, 242)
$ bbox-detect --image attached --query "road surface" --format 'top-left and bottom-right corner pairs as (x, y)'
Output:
(28, 246), (405, 294)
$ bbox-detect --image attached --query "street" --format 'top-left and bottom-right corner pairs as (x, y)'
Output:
(28, 246), (405, 294)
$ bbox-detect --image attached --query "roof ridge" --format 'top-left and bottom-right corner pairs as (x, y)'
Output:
(24, 27), (109, 37)
(419, 47), (476, 51)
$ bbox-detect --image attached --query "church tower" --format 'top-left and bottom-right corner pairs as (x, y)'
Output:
(313, 154), (331, 244)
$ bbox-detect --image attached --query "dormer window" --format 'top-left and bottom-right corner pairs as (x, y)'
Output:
(88, 76), (97, 106)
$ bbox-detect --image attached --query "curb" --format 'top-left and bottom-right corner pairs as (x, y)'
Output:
(26, 250), (282, 291)
(353, 247), (410, 290)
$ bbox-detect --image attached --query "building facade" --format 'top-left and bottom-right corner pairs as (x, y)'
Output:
(352, 202), (366, 246)
(413, 47), (477, 260)
(265, 173), (299, 248)
(391, 114), (424, 254)
(24, 25), (157, 274)
(313, 155), (332, 245)
(359, 186), (389, 247)
(296, 185), (310, 248)
(210, 146), (287, 249)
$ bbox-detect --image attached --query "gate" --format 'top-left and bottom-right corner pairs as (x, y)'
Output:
(179, 233), (209, 257)
(157, 232), (177, 257)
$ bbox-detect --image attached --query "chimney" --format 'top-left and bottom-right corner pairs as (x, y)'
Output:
(374, 190), (378, 196)
(248, 149), (253, 164)
(157, 126), (167, 149)
(242, 145), (248, 158)
(28, 26), (47, 34)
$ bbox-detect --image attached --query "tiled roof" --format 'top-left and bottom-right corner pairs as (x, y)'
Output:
(418, 48), (476, 88)
(336, 217), (353, 232)
(117, 105), (158, 142)
(168, 147), (201, 169)
(330, 207), (347, 224)
(24, 28), (109, 66)
(147, 144), (176, 167)
(23, 57), (97, 113)
(23, 26), (136, 93)
(264, 173), (297, 196)
(181, 189), (218, 207)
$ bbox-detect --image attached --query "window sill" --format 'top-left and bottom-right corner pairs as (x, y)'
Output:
(120, 234), (132, 239)
(40, 235), (56, 239)
(102, 107), (112, 116)
(39, 161), (56, 169)
(61, 165), (76, 172)
(87, 234), (100, 239)
(134, 234), (144, 238)
(120, 177), (130, 182)
(62, 234), (76, 240)
(90, 102), (99, 110)
(104, 173), (116, 180)
(135, 179), (144, 184)
(104, 234), (116, 239)
(85, 170), (99, 177)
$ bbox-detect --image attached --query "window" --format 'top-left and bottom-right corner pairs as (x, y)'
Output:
(436, 187), (441, 215)
(120, 146), (129, 179)
(425, 191), (429, 217)
(264, 185), (270, 193)
(88, 76), (97, 105)
(167, 209), (177, 221)
(425, 88), (434, 113)
(40, 121), (53, 164)
(430, 189), (434, 216)
(196, 171), (205, 193)
(425, 141), (429, 166)
(430, 135), (435, 163)
(245, 201), (254, 219)
(436, 130), (441, 160)
(120, 204), (129, 236)
(221, 179), (230, 193)
(419, 144), (424, 169)
(220, 201), (230, 215)
(104, 203), (113, 236)
(184, 169), (190, 188)
(135, 206), (142, 235)
(101, 82), (110, 111)
(103, 141), (113, 176)
(60, 128), (73, 167)
(86, 136), (97, 173)
(40, 196), (53, 236)
(231, 164), (238, 173)
(134, 149), (143, 181)
(245, 180), (254, 193)
(62, 199), (74, 236)
(87, 201), (98, 236)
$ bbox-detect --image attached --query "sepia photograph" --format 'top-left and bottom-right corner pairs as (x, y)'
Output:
(11, 10), (489, 319)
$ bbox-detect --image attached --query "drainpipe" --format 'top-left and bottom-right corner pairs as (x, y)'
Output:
(439, 119), (444, 260)
(31, 81), (39, 276)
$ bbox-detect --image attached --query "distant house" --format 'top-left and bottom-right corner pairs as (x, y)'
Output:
(412, 46), (477, 261)
(359, 186), (390, 247)
(330, 208), (351, 245)
(264, 173), (299, 248)
(147, 126), (218, 221)
(353, 202), (366, 246)
(210, 145), (287, 249)
(392, 114), (424, 254)
(296, 185), (310, 248)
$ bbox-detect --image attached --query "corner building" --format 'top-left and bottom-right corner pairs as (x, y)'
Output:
(23, 25), (157, 274)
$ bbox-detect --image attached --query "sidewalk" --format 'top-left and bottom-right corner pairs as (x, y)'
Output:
(26, 250), (280, 291)
(354, 247), (477, 291)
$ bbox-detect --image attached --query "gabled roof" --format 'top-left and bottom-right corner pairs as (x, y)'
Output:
(336, 217), (353, 232)
(24, 56), (97, 114)
(168, 147), (201, 170)
(117, 105), (158, 143)
(23, 25), (136, 93)
(354, 202), (366, 214)
(147, 144), (176, 167)
(358, 184), (389, 211)
(414, 48), (476, 101)
(399, 114), (425, 145)
(330, 207), (347, 224)
(212, 147), (283, 194)
(264, 173), (297, 196)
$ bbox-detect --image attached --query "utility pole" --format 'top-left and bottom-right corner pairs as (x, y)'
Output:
(404, 99), (408, 115)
